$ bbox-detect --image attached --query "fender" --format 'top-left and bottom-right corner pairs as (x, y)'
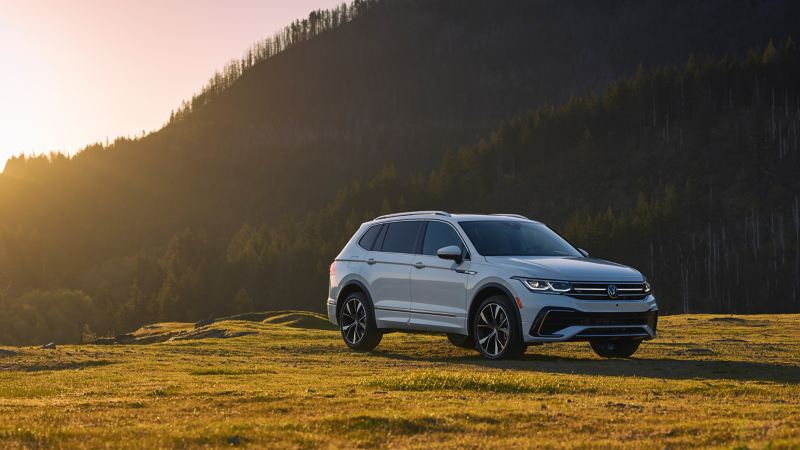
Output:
(468, 280), (523, 334)
(335, 278), (374, 316)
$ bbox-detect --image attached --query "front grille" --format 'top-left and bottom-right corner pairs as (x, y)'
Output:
(532, 309), (657, 337)
(567, 282), (649, 301)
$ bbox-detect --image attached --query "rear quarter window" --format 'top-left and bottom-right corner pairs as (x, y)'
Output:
(357, 224), (382, 250)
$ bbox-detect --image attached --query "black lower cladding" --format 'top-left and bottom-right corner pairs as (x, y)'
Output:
(530, 308), (658, 337)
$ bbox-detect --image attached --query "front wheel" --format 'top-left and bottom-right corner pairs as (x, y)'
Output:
(472, 295), (525, 359)
(590, 338), (641, 358)
(339, 291), (382, 351)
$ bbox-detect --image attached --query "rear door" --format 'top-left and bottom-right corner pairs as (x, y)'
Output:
(409, 221), (471, 333)
(363, 221), (424, 329)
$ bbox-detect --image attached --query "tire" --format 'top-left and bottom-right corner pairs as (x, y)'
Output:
(472, 295), (525, 359)
(447, 333), (475, 349)
(590, 338), (641, 358)
(338, 291), (382, 351)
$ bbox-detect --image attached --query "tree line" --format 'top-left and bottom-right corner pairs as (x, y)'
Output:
(2, 40), (799, 344)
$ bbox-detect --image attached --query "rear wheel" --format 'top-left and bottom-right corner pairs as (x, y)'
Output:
(339, 291), (382, 351)
(590, 338), (641, 358)
(472, 295), (525, 359)
(446, 333), (475, 349)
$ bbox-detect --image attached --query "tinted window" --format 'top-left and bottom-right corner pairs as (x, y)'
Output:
(459, 221), (581, 257)
(380, 221), (423, 254)
(358, 225), (382, 250)
(422, 221), (463, 256)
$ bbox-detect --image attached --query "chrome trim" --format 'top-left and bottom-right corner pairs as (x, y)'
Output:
(568, 282), (649, 300)
(374, 306), (409, 313)
(409, 309), (458, 318)
(375, 306), (459, 318)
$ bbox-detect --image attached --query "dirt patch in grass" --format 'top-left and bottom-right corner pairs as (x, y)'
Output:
(171, 329), (258, 341)
(0, 348), (19, 357)
(675, 348), (717, 356)
(321, 415), (450, 435)
(709, 317), (749, 324)
(366, 371), (592, 394)
(190, 367), (276, 376)
(1, 359), (113, 372)
(708, 317), (768, 327)
(262, 312), (336, 330)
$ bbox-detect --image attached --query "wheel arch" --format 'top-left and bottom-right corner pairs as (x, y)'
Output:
(336, 279), (374, 321)
(467, 282), (522, 337)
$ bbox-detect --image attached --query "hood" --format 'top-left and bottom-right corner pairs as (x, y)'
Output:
(484, 256), (643, 282)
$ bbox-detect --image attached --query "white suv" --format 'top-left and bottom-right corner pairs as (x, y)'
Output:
(327, 211), (657, 359)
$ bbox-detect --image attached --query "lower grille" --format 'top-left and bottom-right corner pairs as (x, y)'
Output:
(531, 309), (658, 337)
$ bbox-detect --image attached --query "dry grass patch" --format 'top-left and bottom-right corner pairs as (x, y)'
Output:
(0, 313), (798, 449)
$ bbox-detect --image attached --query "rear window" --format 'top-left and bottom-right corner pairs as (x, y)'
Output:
(358, 224), (382, 250)
(379, 221), (423, 254)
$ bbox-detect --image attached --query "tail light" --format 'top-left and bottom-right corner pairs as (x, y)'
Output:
(329, 262), (336, 276)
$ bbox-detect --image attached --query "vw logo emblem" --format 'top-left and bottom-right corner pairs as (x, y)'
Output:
(607, 285), (618, 299)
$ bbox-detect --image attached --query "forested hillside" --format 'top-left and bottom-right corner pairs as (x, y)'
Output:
(1, 0), (799, 344)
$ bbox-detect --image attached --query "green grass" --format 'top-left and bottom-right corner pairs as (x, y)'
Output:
(367, 371), (593, 394)
(0, 313), (799, 449)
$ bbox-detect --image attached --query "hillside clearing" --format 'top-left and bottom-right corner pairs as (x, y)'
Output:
(1, 313), (799, 449)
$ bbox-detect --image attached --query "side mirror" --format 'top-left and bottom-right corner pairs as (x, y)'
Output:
(578, 248), (590, 258)
(437, 245), (463, 264)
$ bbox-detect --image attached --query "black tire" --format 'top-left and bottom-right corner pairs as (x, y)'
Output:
(590, 338), (641, 358)
(472, 295), (525, 360)
(338, 291), (382, 351)
(446, 333), (475, 349)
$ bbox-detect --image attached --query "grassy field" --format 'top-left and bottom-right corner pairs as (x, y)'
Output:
(1, 312), (799, 449)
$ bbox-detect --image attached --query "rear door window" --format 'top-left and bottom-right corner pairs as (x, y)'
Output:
(379, 221), (424, 254)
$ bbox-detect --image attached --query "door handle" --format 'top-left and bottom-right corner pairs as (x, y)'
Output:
(414, 262), (426, 269)
(366, 258), (376, 265)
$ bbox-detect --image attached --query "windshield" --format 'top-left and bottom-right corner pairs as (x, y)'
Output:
(458, 220), (581, 257)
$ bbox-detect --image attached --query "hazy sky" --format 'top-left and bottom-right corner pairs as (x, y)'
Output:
(0, 0), (343, 166)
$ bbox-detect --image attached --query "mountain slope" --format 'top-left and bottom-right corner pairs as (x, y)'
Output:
(4, 0), (800, 249)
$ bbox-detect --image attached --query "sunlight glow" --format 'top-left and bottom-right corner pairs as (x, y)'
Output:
(0, 0), (342, 168)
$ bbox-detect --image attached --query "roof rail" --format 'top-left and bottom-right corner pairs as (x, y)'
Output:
(491, 213), (530, 220)
(375, 211), (451, 220)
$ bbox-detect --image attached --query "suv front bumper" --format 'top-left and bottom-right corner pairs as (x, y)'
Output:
(515, 289), (658, 343)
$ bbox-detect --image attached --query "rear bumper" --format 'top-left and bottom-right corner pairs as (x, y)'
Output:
(326, 298), (338, 326)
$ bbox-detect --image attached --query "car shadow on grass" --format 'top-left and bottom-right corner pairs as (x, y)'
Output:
(373, 350), (800, 384)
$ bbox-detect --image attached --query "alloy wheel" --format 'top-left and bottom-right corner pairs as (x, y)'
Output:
(341, 297), (367, 345)
(476, 302), (510, 357)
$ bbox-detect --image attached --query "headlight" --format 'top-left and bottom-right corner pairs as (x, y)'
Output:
(644, 280), (651, 293)
(514, 277), (572, 294)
